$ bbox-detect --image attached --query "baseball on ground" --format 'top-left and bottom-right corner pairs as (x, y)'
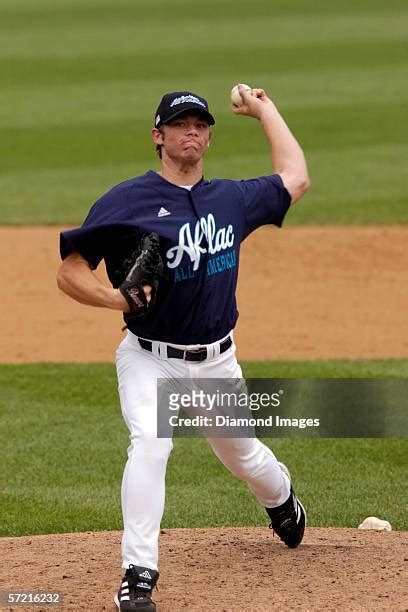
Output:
(231, 83), (252, 106)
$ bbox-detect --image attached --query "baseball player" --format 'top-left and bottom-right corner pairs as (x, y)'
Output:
(57, 85), (310, 611)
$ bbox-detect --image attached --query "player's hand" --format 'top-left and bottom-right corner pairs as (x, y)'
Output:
(114, 285), (152, 313)
(143, 284), (152, 304)
(231, 85), (274, 121)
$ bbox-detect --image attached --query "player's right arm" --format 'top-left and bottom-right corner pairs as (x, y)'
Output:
(57, 252), (130, 311)
(232, 85), (310, 204)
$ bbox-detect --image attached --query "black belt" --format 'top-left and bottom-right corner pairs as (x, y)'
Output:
(138, 336), (232, 362)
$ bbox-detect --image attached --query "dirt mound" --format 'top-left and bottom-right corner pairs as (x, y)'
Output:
(1, 527), (406, 611)
(1, 226), (408, 363)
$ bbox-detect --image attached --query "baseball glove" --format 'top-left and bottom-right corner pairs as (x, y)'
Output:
(117, 232), (164, 319)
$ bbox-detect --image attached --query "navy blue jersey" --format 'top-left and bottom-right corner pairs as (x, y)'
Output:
(60, 170), (291, 344)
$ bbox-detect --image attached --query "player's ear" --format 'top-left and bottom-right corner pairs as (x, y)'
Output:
(152, 127), (164, 145)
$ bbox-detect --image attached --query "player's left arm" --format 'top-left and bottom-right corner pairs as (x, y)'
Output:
(57, 252), (132, 310)
(232, 85), (310, 204)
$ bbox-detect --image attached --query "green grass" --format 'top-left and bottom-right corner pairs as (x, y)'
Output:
(1, 361), (406, 537)
(0, 0), (407, 224)
(242, 359), (408, 378)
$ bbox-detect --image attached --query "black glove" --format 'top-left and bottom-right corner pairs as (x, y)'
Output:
(118, 233), (164, 319)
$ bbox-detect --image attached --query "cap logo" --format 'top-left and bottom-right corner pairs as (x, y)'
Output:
(155, 114), (161, 126)
(170, 95), (206, 108)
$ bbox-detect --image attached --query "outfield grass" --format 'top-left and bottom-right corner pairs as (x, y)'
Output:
(1, 362), (406, 537)
(1, 0), (407, 224)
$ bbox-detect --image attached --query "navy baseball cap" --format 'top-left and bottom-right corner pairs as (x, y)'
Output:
(154, 91), (215, 128)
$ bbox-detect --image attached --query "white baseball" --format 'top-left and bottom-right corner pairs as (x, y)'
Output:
(231, 83), (251, 106)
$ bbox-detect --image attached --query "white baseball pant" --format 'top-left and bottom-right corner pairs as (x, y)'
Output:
(115, 330), (290, 570)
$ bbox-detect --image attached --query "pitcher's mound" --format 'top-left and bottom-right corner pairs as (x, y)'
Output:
(2, 527), (407, 610)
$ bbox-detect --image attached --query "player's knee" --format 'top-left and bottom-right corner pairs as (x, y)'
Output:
(128, 433), (172, 463)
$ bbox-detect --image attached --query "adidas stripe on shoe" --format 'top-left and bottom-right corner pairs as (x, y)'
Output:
(266, 463), (307, 548)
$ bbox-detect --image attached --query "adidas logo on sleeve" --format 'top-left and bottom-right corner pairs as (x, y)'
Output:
(157, 207), (171, 217)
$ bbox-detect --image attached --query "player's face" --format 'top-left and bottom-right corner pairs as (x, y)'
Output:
(155, 113), (211, 163)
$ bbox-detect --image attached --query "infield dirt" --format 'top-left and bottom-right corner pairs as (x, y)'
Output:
(2, 225), (408, 362)
(1, 528), (407, 611)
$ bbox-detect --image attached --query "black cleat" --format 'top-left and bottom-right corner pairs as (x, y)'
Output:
(266, 463), (306, 548)
(114, 565), (159, 611)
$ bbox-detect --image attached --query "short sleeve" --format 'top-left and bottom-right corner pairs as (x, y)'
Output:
(237, 174), (291, 239)
(59, 184), (139, 269)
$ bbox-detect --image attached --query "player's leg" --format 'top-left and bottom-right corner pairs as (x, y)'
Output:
(115, 333), (173, 569)
(195, 337), (306, 546)
(193, 338), (290, 505)
(207, 424), (306, 548)
(208, 435), (291, 506)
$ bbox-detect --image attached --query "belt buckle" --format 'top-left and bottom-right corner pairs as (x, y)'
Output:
(184, 347), (207, 361)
